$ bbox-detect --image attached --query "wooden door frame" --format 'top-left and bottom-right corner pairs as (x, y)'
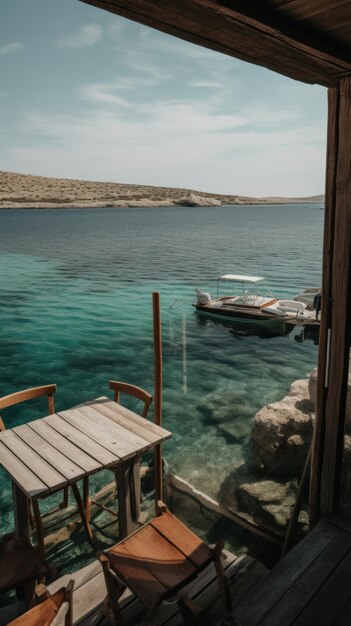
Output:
(310, 77), (351, 524)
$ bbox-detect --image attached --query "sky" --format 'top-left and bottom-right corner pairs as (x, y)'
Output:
(0, 0), (328, 197)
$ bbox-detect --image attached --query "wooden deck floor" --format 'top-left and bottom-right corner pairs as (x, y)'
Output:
(233, 517), (351, 626)
(4, 518), (351, 624)
(44, 549), (267, 625)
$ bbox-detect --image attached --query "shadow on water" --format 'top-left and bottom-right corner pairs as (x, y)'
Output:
(195, 312), (294, 339)
(294, 325), (320, 346)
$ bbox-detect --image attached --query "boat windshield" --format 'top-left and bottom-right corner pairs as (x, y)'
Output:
(216, 275), (271, 300)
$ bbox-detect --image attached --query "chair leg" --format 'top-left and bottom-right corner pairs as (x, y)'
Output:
(178, 595), (205, 624)
(71, 482), (94, 544)
(213, 542), (232, 614)
(32, 499), (46, 560)
(65, 579), (75, 626)
(15, 579), (36, 609)
(99, 554), (124, 625)
(60, 486), (69, 510)
(83, 476), (91, 524)
(131, 458), (141, 522)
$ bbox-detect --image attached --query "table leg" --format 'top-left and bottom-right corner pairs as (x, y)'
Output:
(32, 499), (45, 560)
(115, 459), (138, 538)
(12, 481), (31, 539)
(131, 457), (141, 522)
(71, 482), (94, 544)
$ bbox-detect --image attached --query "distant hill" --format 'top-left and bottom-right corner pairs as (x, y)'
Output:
(0, 171), (324, 209)
(260, 194), (324, 204)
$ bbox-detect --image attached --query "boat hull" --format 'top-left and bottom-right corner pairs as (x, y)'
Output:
(193, 304), (291, 336)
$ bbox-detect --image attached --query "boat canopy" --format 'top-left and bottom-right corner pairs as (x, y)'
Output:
(218, 274), (264, 283)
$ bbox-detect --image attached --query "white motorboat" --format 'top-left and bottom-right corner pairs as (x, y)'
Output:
(193, 274), (306, 328)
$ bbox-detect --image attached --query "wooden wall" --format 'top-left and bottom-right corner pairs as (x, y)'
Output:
(311, 76), (351, 523)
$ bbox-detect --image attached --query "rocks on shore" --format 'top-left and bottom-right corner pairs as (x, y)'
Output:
(251, 378), (314, 476)
(174, 193), (221, 207)
(236, 479), (304, 532)
(236, 361), (351, 532)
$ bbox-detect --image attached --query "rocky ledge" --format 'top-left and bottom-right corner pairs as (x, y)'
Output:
(235, 363), (351, 534)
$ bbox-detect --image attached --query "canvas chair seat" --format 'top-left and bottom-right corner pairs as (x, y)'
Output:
(100, 503), (231, 623)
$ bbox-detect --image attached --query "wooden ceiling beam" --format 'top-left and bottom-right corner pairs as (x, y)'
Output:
(80, 0), (351, 86)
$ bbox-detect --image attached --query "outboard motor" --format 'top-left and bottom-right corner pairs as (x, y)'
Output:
(196, 289), (212, 305)
(313, 292), (322, 320)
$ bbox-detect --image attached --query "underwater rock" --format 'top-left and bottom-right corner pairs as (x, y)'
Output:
(197, 388), (251, 423)
(218, 421), (252, 443)
(236, 479), (298, 531)
(251, 379), (313, 476)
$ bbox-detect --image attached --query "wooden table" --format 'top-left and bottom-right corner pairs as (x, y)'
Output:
(0, 396), (172, 546)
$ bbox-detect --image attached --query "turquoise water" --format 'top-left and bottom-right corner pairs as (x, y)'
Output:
(0, 204), (323, 538)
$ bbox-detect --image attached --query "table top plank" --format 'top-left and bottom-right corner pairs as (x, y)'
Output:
(74, 404), (152, 454)
(0, 397), (173, 503)
(43, 414), (118, 468)
(88, 397), (172, 444)
(13, 423), (86, 483)
(0, 440), (49, 497)
(0, 429), (67, 492)
(29, 420), (101, 474)
(58, 407), (138, 460)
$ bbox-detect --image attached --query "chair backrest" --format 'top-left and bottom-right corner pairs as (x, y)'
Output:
(8, 580), (74, 626)
(0, 385), (57, 432)
(109, 380), (152, 419)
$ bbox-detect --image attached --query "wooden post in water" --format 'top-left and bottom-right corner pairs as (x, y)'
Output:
(153, 292), (163, 510)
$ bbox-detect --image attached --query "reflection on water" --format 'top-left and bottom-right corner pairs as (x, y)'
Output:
(195, 312), (296, 339)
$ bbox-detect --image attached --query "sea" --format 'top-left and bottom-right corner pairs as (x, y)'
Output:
(0, 203), (323, 566)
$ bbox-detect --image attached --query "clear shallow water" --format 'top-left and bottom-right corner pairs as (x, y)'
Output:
(0, 204), (323, 537)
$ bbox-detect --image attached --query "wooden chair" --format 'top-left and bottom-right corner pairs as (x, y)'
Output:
(99, 501), (231, 624)
(0, 532), (48, 608)
(108, 381), (153, 419)
(0, 385), (57, 433)
(7, 579), (74, 626)
(84, 381), (153, 522)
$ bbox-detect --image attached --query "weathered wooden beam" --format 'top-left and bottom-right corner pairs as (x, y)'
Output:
(309, 85), (340, 527)
(79, 0), (351, 86)
(317, 77), (351, 516)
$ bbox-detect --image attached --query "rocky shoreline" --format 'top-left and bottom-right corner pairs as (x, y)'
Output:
(233, 361), (351, 535)
(0, 171), (324, 209)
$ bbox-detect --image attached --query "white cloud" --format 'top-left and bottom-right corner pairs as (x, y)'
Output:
(77, 83), (131, 106)
(6, 103), (325, 197)
(57, 24), (102, 49)
(190, 80), (225, 88)
(0, 43), (26, 55)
